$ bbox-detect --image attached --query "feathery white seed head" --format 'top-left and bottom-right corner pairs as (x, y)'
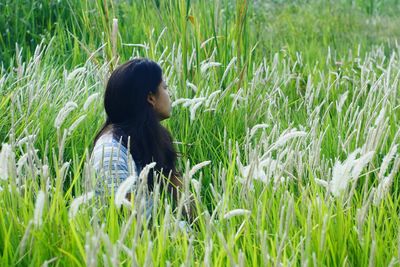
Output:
(69, 191), (95, 219)
(329, 149), (371, 197)
(378, 145), (397, 180)
(115, 175), (138, 209)
(172, 98), (191, 107)
(336, 91), (349, 113)
(189, 160), (211, 177)
(374, 157), (400, 205)
(201, 62), (221, 74)
(67, 115), (87, 135)
(351, 151), (375, 179)
(139, 162), (157, 182)
(239, 163), (268, 183)
(0, 143), (13, 180)
(54, 101), (78, 129)
(16, 153), (29, 175)
(224, 209), (251, 219)
(16, 135), (37, 147)
(33, 191), (46, 227)
(274, 130), (307, 148)
(250, 124), (269, 139)
(121, 43), (149, 49)
(330, 156), (356, 197)
(191, 179), (200, 193)
(83, 93), (100, 111)
(67, 67), (86, 81)
(183, 97), (205, 108)
(315, 178), (329, 188)
(186, 81), (198, 93)
(205, 90), (222, 107)
(220, 57), (237, 86)
(374, 108), (385, 127)
(42, 165), (49, 178)
(190, 101), (203, 121)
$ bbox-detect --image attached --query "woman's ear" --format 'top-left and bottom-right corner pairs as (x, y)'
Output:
(147, 92), (157, 107)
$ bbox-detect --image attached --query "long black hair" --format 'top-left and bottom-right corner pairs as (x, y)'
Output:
(93, 58), (178, 190)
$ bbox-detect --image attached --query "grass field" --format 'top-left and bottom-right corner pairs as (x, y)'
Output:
(1, 0), (400, 266)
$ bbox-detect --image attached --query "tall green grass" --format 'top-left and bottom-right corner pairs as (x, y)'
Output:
(0, 0), (400, 265)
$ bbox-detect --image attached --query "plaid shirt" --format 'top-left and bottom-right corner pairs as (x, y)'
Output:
(90, 132), (153, 219)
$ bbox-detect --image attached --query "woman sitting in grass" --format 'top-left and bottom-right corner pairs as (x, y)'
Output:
(90, 58), (192, 222)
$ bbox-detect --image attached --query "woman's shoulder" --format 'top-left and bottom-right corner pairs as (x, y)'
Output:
(90, 132), (142, 174)
(91, 132), (129, 165)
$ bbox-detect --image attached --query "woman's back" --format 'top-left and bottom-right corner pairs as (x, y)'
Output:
(90, 130), (139, 195)
(90, 130), (154, 220)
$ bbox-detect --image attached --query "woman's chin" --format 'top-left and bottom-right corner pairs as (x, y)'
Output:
(159, 113), (170, 121)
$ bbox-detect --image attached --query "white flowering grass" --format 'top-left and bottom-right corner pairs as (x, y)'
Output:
(374, 157), (400, 206)
(189, 101), (203, 121)
(115, 175), (138, 209)
(33, 191), (45, 227)
(54, 101), (78, 129)
(220, 57), (237, 88)
(200, 61), (221, 74)
(0, 143), (13, 180)
(189, 160), (211, 178)
(16, 134), (37, 147)
(114, 162), (156, 209)
(66, 67), (86, 81)
(273, 129), (307, 149)
(67, 114), (87, 136)
(223, 209), (251, 219)
(315, 149), (375, 197)
(138, 162), (157, 181)
(83, 93), (100, 111)
(68, 191), (95, 219)
(186, 80), (198, 93)
(378, 144), (397, 180)
(249, 123), (269, 139)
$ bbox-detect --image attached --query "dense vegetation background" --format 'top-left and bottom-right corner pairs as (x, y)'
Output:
(0, 0), (399, 266)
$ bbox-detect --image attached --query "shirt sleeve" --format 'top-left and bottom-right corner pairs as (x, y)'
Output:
(91, 141), (136, 195)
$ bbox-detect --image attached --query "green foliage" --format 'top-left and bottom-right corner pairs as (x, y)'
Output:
(0, 0), (400, 266)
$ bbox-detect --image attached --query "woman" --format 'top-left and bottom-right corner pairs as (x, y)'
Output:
(90, 58), (191, 221)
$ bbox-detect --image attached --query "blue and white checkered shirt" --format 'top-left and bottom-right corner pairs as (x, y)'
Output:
(90, 131), (153, 219)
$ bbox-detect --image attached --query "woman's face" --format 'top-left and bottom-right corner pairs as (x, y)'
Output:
(147, 79), (172, 120)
